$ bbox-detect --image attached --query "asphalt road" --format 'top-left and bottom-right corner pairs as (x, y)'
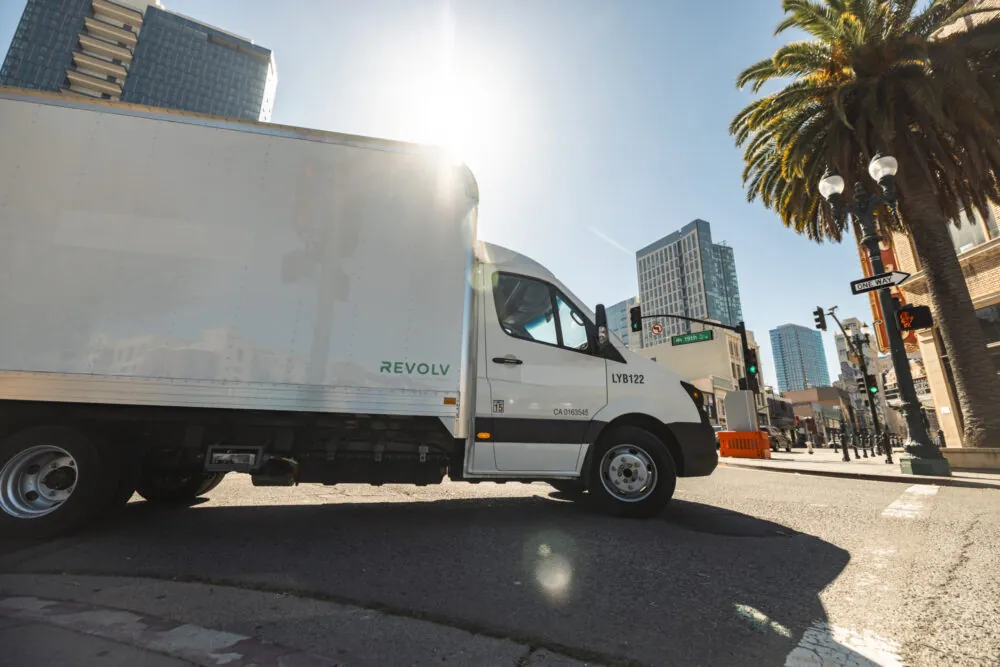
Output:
(2, 468), (998, 666)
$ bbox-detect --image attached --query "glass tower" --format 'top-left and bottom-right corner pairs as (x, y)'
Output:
(635, 219), (744, 348)
(769, 324), (831, 392)
(1, 0), (276, 121)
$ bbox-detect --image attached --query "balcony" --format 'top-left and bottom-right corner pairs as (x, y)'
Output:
(78, 32), (132, 63)
(92, 0), (143, 28)
(84, 15), (137, 48)
(71, 51), (127, 80)
(66, 67), (123, 97)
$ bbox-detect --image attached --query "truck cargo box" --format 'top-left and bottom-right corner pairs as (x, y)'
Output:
(0, 89), (478, 421)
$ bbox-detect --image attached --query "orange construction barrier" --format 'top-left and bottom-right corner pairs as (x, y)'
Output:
(719, 431), (771, 459)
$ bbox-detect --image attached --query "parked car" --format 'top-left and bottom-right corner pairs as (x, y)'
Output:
(762, 427), (792, 452)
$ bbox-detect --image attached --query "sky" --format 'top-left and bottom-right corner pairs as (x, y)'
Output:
(0, 0), (879, 387)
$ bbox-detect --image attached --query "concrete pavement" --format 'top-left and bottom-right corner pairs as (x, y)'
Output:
(0, 576), (579, 667)
(720, 448), (1000, 489)
(2, 470), (999, 665)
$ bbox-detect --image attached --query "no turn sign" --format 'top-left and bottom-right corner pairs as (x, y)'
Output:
(650, 323), (664, 335)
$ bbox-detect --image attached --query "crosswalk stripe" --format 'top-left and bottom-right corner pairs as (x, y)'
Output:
(881, 485), (939, 519)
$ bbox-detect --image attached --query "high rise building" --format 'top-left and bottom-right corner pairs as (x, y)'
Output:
(0, 0), (277, 121)
(606, 296), (640, 349)
(635, 219), (743, 347)
(769, 323), (831, 393)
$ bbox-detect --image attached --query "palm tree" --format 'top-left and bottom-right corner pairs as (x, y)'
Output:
(731, 0), (1000, 448)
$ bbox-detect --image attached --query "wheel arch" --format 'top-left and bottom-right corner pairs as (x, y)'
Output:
(583, 413), (684, 480)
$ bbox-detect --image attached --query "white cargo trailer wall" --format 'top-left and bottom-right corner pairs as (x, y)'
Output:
(0, 93), (477, 420)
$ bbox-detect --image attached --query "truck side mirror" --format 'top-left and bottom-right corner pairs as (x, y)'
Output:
(595, 304), (608, 349)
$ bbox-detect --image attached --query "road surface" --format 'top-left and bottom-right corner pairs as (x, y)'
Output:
(1, 467), (998, 666)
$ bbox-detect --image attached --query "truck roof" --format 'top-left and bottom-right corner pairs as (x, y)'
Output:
(0, 87), (476, 172)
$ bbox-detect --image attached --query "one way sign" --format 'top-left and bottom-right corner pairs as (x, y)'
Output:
(850, 270), (910, 295)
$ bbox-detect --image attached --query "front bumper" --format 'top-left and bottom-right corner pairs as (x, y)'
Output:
(668, 421), (718, 477)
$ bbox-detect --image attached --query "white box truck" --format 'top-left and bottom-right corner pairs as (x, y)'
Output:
(0, 88), (716, 537)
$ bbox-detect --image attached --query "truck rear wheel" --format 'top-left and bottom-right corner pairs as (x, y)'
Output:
(136, 471), (226, 505)
(588, 426), (676, 519)
(0, 426), (118, 538)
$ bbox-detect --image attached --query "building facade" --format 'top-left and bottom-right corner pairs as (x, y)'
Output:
(783, 386), (849, 445)
(605, 296), (641, 349)
(769, 323), (831, 393)
(635, 219), (743, 347)
(1, 0), (276, 121)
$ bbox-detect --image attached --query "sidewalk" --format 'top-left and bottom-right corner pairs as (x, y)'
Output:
(719, 448), (1000, 489)
(0, 573), (600, 667)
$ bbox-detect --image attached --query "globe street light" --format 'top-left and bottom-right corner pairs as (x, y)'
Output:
(818, 154), (949, 473)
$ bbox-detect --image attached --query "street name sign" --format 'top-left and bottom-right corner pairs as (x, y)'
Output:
(672, 330), (713, 346)
(850, 271), (910, 295)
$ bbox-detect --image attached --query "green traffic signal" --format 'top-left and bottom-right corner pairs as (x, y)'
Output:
(869, 385), (878, 394)
(748, 365), (757, 374)
(629, 305), (642, 332)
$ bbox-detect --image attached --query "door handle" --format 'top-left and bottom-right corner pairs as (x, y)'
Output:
(492, 356), (523, 365)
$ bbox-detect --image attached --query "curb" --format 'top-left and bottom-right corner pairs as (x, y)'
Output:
(0, 595), (340, 667)
(718, 461), (1000, 490)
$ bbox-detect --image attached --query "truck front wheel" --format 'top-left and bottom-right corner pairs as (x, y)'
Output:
(0, 426), (119, 538)
(588, 426), (676, 519)
(136, 471), (226, 505)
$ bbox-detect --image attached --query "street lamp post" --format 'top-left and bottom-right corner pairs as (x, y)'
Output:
(819, 154), (949, 473)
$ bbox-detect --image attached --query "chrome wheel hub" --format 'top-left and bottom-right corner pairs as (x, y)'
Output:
(0, 445), (78, 519)
(599, 444), (657, 502)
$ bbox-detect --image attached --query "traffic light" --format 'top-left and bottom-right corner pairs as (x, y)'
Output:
(745, 349), (758, 375)
(813, 307), (827, 331)
(865, 375), (879, 394)
(629, 305), (642, 332)
(897, 305), (933, 332)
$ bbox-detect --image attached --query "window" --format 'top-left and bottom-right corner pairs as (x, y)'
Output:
(492, 273), (594, 353)
(557, 295), (589, 350)
(949, 208), (994, 254)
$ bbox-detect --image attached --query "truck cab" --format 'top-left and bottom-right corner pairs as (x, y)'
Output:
(466, 243), (717, 516)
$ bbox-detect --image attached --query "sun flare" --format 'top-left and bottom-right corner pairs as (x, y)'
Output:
(392, 9), (507, 170)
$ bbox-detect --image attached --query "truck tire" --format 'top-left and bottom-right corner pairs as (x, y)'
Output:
(0, 426), (119, 538)
(588, 426), (676, 519)
(136, 471), (226, 505)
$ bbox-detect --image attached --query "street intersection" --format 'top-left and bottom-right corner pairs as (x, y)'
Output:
(1, 466), (998, 666)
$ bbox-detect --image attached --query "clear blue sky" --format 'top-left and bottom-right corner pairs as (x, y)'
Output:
(0, 0), (877, 387)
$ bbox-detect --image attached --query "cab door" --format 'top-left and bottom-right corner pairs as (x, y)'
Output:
(483, 270), (608, 473)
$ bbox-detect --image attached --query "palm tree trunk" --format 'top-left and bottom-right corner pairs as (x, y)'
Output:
(897, 178), (1000, 448)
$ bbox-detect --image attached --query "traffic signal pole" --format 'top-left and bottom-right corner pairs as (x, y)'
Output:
(631, 307), (758, 394)
(827, 308), (889, 463)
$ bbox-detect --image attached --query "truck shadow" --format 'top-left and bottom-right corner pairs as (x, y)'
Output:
(6, 492), (861, 666)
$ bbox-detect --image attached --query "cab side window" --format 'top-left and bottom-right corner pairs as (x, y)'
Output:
(492, 272), (594, 353)
(556, 294), (590, 351)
